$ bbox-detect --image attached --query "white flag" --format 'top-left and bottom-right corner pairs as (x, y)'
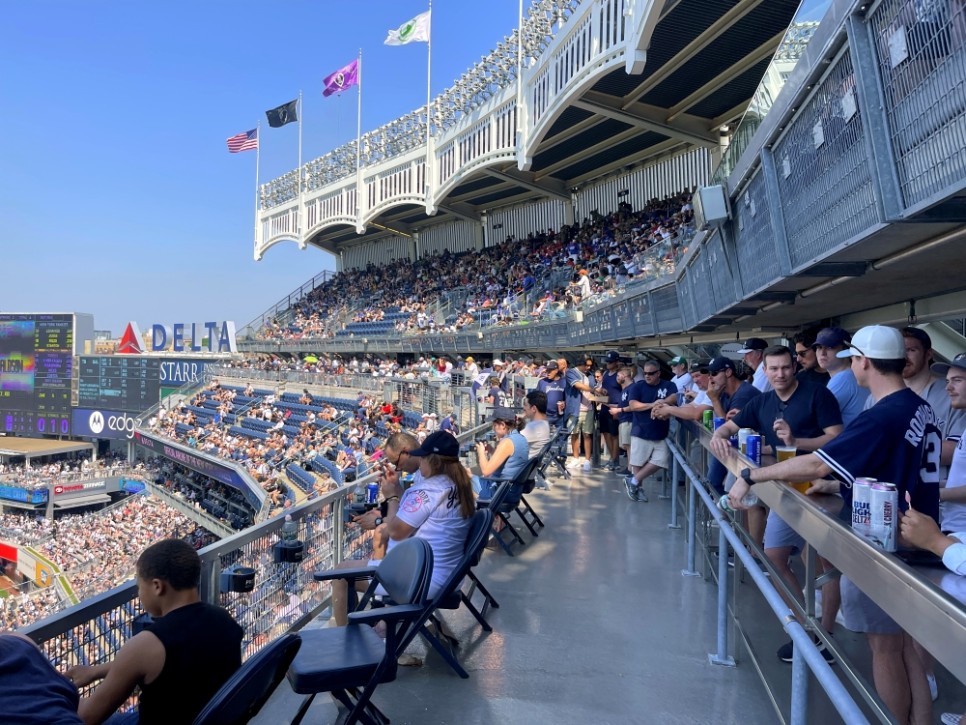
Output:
(385, 10), (431, 45)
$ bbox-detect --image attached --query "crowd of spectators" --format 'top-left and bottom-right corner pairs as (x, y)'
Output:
(0, 452), (130, 492)
(254, 192), (694, 341)
(0, 494), (215, 630)
(150, 380), (451, 514)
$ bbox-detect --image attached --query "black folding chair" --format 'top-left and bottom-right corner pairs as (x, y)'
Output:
(287, 538), (433, 725)
(538, 419), (575, 482)
(192, 632), (301, 725)
(393, 509), (496, 678)
(477, 456), (542, 555)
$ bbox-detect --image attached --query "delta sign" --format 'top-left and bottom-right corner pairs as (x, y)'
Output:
(118, 321), (237, 354)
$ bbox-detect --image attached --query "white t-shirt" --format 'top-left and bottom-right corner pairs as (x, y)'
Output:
(394, 472), (470, 596)
(671, 373), (693, 404)
(691, 390), (712, 407)
(521, 419), (551, 459)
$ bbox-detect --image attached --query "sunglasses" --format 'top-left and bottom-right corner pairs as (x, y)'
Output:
(644, 370), (660, 376)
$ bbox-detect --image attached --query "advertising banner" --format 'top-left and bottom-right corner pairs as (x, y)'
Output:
(72, 409), (143, 440)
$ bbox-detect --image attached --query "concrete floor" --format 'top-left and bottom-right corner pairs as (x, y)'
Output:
(255, 467), (786, 724)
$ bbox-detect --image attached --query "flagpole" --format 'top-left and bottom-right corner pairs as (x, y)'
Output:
(356, 48), (363, 178)
(356, 48), (364, 227)
(425, 0), (433, 208)
(517, 0), (524, 145)
(298, 90), (304, 236)
(254, 122), (261, 251)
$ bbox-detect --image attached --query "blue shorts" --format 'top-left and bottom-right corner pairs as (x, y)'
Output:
(763, 510), (805, 554)
(840, 576), (901, 634)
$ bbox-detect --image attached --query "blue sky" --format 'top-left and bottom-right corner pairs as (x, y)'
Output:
(0, 1), (519, 336)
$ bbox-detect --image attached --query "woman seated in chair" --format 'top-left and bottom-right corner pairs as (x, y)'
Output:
(474, 407), (529, 499)
(331, 431), (474, 626)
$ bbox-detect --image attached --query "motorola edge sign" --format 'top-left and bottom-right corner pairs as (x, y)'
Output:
(72, 409), (143, 440)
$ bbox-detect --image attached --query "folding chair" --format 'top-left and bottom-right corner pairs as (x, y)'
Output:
(192, 632), (301, 725)
(538, 419), (575, 482)
(394, 509), (496, 678)
(287, 538), (433, 725)
(477, 456), (542, 555)
(514, 461), (546, 535)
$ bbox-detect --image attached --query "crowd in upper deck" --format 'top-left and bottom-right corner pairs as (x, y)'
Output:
(254, 192), (694, 341)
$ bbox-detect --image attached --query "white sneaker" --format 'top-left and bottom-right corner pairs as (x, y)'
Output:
(582, 459), (593, 472)
(566, 457), (582, 469)
(927, 672), (938, 701)
(940, 713), (961, 725)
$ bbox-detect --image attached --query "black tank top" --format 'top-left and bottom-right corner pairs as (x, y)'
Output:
(139, 601), (243, 725)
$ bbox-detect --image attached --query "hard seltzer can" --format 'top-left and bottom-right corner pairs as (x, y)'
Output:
(870, 482), (898, 552)
(851, 478), (876, 540)
(745, 434), (762, 466)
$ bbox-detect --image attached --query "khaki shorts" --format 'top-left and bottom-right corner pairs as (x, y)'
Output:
(619, 422), (632, 447)
(573, 409), (595, 434)
(629, 437), (669, 469)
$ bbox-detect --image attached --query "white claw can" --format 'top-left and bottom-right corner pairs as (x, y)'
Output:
(851, 478), (876, 540)
(869, 482), (898, 552)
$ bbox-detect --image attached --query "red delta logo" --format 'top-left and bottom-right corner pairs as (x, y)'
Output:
(118, 322), (145, 354)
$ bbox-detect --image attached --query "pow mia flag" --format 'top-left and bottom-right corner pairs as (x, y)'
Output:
(266, 99), (298, 128)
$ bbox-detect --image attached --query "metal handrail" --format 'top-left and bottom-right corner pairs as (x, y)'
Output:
(666, 429), (870, 725)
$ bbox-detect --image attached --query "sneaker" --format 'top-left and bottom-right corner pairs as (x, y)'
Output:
(634, 485), (649, 502)
(778, 637), (835, 665)
(940, 713), (962, 725)
(623, 476), (638, 501)
(397, 653), (423, 667)
(566, 457), (582, 469)
(615, 467), (631, 476)
(927, 672), (938, 701)
(582, 459), (593, 472)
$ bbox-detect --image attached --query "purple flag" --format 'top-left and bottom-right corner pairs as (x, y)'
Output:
(322, 59), (359, 97)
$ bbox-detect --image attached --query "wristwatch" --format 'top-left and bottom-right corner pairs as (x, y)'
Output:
(373, 517), (384, 527)
(739, 468), (753, 486)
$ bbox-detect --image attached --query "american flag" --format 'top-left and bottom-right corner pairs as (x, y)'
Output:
(226, 128), (258, 153)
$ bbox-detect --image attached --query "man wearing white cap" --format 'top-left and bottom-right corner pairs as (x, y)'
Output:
(669, 356), (692, 403)
(727, 325), (941, 725)
(737, 338), (773, 393)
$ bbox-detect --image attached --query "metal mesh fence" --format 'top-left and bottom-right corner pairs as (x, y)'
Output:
(773, 49), (878, 268)
(870, 0), (966, 207)
(732, 170), (778, 295)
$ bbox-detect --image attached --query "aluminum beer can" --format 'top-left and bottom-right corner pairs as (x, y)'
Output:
(745, 434), (762, 466)
(366, 482), (380, 505)
(851, 478), (876, 540)
(729, 435), (740, 449)
(702, 409), (714, 430)
(713, 416), (726, 430)
(870, 482), (898, 552)
(738, 428), (754, 454)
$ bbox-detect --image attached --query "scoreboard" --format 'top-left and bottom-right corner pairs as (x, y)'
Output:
(0, 314), (73, 435)
(77, 357), (161, 413)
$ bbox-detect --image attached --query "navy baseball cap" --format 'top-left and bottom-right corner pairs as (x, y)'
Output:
(932, 352), (966, 376)
(605, 350), (621, 363)
(408, 431), (460, 458)
(707, 357), (737, 374)
(812, 327), (851, 349)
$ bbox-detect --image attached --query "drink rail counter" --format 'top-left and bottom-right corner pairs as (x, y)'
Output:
(690, 422), (966, 683)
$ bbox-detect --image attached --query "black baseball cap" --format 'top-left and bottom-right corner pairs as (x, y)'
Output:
(408, 431), (459, 458)
(736, 338), (768, 353)
(707, 357), (737, 374)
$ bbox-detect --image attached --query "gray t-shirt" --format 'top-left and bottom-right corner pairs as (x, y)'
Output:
(521, 419), (551, 459)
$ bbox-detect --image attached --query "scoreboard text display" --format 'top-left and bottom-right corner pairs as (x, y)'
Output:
(0, 314), (73, 435)
(78, 357), (161, 413)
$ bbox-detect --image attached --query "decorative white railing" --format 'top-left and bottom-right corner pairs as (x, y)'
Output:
(255, 0), (663, 260)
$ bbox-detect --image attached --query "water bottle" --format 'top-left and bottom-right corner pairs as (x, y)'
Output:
(718, 493), (759, 513)
(353, 482), (366, 504)
(281, 514), (298, 542)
